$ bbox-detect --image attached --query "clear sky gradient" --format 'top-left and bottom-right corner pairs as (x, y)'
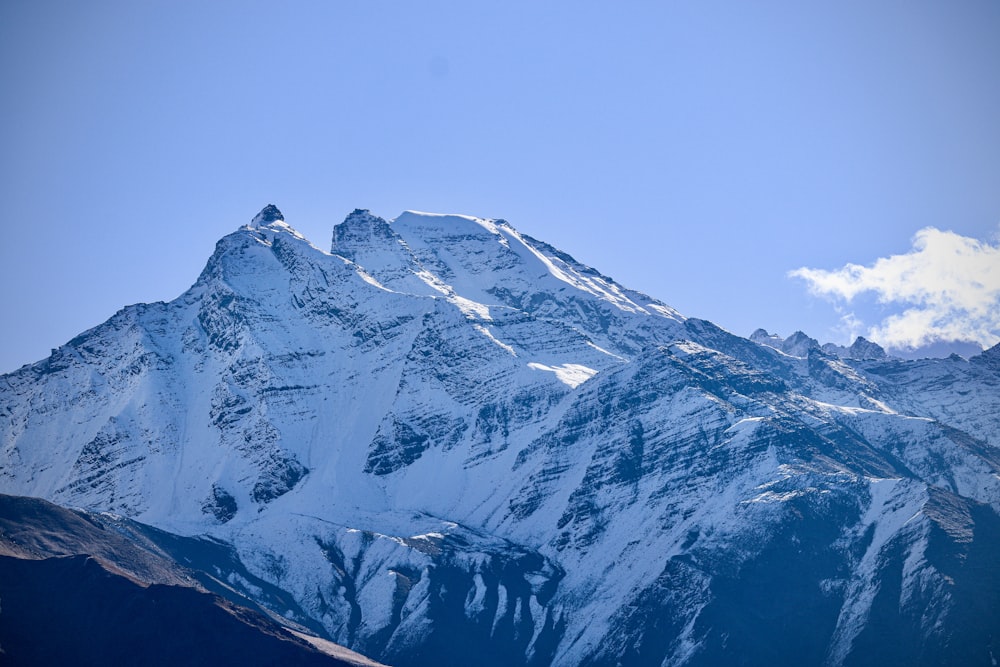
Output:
(2, 1), (999, 373)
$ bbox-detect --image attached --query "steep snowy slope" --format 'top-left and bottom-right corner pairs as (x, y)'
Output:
(2, 205), (999, 666)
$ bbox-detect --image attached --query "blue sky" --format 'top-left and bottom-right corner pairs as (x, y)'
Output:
(2, 1), (999, 373)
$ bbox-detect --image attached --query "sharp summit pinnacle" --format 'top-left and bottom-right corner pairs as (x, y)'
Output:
(251, 204), (284, 227)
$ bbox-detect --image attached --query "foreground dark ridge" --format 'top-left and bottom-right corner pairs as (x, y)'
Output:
(0, 494), (386, 667)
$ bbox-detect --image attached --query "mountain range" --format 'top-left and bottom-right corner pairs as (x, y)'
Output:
(2, 205), (998, 666)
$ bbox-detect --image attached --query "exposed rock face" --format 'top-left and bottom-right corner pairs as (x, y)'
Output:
(2, 208), (999, 666)
(847, 336), (887, 360)
(252, 203), (285, 226)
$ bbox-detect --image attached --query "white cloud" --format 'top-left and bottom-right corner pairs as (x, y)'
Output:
(833, 309), (864, 344)
(789, 226), (1000, 351)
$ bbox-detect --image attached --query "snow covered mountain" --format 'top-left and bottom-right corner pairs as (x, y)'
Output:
(2, 205), (999, 666)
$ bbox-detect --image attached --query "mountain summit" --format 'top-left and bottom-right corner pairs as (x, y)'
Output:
(2, 207), (999, 666)
(251, 203), (284, 226)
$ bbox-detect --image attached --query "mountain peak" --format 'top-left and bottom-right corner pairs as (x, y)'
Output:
(331, 209), (395, 258)
(347, 208), (373, 218)
(250, 204), (284, 228)
(750, 328), (819, 357)
(338, 208), (390, 235)
(847, 336), (887, 360)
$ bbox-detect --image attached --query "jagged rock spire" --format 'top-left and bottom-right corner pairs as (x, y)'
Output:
(250, 204), (284, 227)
